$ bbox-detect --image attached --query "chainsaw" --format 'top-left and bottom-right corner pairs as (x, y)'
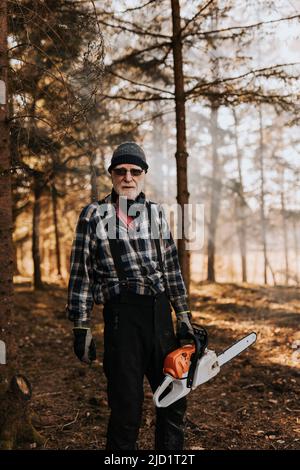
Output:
(153, 326), (257, 408)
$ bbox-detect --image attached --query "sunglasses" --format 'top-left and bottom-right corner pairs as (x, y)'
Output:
(112, 167), (144, 177)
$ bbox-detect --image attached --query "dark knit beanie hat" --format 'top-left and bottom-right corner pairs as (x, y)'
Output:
(108, 142), (148, 173)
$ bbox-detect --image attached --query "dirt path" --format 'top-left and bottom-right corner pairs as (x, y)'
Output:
(13, 281), (300, 450)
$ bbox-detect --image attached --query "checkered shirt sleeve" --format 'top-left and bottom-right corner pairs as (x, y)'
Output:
(67, 206), (96, 323)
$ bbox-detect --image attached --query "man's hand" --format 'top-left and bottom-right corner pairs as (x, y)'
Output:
(73, 327), (96, 364)
(176, 311), (194, 345)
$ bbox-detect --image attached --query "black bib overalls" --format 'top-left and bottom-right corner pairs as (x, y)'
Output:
(100, 200), (187, 450)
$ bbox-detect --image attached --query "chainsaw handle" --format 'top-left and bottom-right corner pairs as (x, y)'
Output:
(186, 335), (201, 388)
(186, 325), (208, 388)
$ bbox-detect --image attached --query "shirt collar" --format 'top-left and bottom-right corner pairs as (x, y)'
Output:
(100, 190), (146, 225)
(111, 188), (146, 206)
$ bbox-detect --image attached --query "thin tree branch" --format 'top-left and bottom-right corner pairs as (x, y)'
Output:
(107, 70), (174, 96)
(108, 40), (172, 67)
(181, 0), (215, 34)
(97, 18), (170, 39)
(120, 0), (157, 13)
(8, 114), (54, 128)
(186, 62), (300, 98)
(101, 93), (172, 102)
(184, 13), (300, 40)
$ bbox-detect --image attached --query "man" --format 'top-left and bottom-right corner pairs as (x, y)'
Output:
(67, 142), (194, 450)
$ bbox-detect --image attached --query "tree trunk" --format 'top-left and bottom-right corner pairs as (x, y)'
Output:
(233, 109), (247, 282)
(151, 112), (170, 201)
(206, 6), (222, 283)
(280, 170), (289, 285)
(207, 104), (221, 282)
(0, 0), (16, 367)
(12, 242), (20, 276)
(8, 59), (19, 277)
(32, 173), (44, 289)
(292, 217), (299, 285)
(234, 191), (247, 283)
(51, 184), (62, 277)
(0, 6), (42, 448)
(0, 374), (44, 449)
(171, 0), (190, 294)
(258, 105), (268, 284)
(90, 151), (99, 203)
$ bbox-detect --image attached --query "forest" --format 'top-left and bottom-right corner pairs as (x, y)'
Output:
(0, 0), (299, 452)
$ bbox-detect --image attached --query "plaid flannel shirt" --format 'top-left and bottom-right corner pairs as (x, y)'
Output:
(67, 192), (189, 323)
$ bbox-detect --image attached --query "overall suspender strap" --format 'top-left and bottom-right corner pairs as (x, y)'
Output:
(146, 201), (164, 276)
(98, 198), (127, 283)
(108, 238), (127, 282)
(98, 198), (164, 286)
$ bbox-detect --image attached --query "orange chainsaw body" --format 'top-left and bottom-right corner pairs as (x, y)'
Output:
(163, 344), (196, 379)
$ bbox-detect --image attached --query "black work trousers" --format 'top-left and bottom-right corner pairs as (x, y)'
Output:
(103, 290), (187, 450)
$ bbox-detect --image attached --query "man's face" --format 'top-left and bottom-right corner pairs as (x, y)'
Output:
(111, 164), (145, 200)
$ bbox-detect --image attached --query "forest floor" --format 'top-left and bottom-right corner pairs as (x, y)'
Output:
(13, 280), (300, 450)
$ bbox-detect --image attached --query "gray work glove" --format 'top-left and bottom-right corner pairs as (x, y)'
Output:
(176, 311), (194, 345)
(73, 322), (96, 364)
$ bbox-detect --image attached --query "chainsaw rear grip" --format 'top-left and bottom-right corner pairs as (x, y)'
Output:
(186, 325), (208, 388)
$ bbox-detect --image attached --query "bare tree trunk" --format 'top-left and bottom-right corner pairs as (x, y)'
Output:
(0, 12), (39, 446)
(7, 62), (19, 277)
(171, 0), (190, 293)
(292, 217), (299, 285)
(90, 151), (99, 202)
(207, 103), (221, 282)
(0, 0), (16, 367)
(151, 112), (170, 200)
(206, 5), (222, 283)
(32, 173), (44, 289)
(266, 256), (277, 286)
(12, 242), (20, 275)
(51, 184), (62, 277)
(258, 106), (268, 284)
(0, 374), (44, 449)
(233, 109), (247, 282)
(234, 192), (247, 282)
(280, 170), (289, 285)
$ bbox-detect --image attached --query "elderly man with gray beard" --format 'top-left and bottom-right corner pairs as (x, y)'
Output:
(67, 142), (194, 450)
